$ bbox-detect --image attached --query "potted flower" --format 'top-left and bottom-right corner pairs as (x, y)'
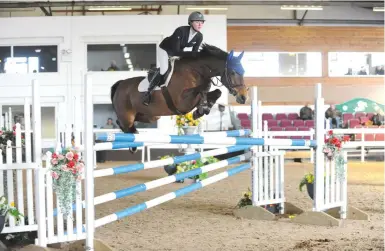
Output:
(49, 148), (84, 218)
(175, 112), (202, 135)
(299, 173), (315, 199)
(0, 196), (24, 233)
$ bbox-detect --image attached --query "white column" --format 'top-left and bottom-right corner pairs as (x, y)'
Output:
(32, 79), (47, 246)
(314, 83), (325, 211)
(84, 74), (95, 251)
(250, 86), (259, 206)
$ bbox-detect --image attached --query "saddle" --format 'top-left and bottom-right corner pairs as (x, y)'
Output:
(146, 59), (173, 88)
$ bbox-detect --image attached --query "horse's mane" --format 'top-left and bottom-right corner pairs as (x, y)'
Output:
(199, 43), (228, 60)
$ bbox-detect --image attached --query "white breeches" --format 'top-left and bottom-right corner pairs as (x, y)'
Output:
(157, 47), (169, 75)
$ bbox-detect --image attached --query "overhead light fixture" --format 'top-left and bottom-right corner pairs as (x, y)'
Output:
(87, 6), (132, 11)
(186, 7), (228, 11)
(373, 7), (384, 12)
(281, 5), (323, 10)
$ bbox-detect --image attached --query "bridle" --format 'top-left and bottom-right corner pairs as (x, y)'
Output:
(210, 61), (244, 96)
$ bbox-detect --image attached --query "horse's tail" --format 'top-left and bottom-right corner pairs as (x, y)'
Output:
(110, 80), (122, 113)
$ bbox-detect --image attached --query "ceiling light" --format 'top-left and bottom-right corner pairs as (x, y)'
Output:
(87, 6), (132, 11)
(373, 7), (384, 12)
(35, 49), (41, 53)
(281, 5), (323, 10)
(186, 7), (228, 11)
(124, 52), (130, 58)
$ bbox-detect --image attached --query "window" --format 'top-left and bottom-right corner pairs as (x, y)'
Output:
(236, 52), (322, 77)
(329, 52), (385, 76)
(0, 46), (11, 73)
(93, 104), (157, 129)
(0, 45), (58, 74)
(87, 44), (156, 72)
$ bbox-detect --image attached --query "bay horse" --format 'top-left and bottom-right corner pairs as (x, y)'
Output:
(110, 44), (248, 153)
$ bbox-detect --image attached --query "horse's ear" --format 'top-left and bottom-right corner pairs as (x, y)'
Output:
(228, 50), (234, 60)
(238, 51), (244, 60)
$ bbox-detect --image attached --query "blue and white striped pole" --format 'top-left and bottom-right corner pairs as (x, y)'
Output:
(104, 129), (252, 139)
(77, 142), (145, 152)
(54, 152), (254, 216)
(92, 145), (250, 178)
(96, 133), (316, 147)
(69, 162), (251, 234)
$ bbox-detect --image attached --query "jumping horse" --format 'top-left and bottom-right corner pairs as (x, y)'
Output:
(110, 44), (248, 153)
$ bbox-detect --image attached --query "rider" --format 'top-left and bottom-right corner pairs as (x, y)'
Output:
(142, 11), (205, 106)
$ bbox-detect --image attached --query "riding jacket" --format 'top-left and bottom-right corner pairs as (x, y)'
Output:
(159, 26), (203, 57)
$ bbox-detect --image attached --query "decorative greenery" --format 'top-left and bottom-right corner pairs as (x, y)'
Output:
(0, 196), (24, 224)
(49, 148), (84, 218)
(160, 155), (218, 181)
(176, 156), (218, 181)
(236, 188), (252, 208)
(299, 173), (315, 192)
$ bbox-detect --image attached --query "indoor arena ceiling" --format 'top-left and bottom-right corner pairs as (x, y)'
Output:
(0, 0), (383, 8)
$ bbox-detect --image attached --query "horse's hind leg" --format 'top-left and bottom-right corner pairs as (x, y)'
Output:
(117, 111), (139, 153)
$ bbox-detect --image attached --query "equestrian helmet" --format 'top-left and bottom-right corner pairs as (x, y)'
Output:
(188, 11), (205, 25)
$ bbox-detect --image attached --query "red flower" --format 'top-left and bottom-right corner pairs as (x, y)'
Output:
(328, 130), (333, 136)
(343, 135), (350, 142)
(73, 153), (79, 161)
(52, 153), (58, 159)
(67, 160), (75, 168)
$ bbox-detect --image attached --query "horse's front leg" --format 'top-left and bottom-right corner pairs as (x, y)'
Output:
(206, 89), (222, 112)
(193, 89), (222, 120)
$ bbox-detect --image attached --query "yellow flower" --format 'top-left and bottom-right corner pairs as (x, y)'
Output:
(10, 202), (15, 207)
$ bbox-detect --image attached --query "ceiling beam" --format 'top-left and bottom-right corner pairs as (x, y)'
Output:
(0, 1), (383, 8)
(227, 18), (384, 26)
(39, 6), (52, 15)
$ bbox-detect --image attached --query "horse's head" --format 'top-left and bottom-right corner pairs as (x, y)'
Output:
(221, 50), (248, 104)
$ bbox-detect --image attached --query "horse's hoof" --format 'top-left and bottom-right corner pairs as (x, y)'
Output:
(193, 111), (203, 120)
(129, 147), (138, 154)
(203, 107), (210, 115)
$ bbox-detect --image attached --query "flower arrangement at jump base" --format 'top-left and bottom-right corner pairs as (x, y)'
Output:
(49, 148), (84, 218)
(0, 195), (24, 229)
(161, 155), (218, 182)
(235, 188), (280, 214)
(299, 173), (315, 193)
(174, 112), (202, 135)
(176, 156), (218, 181)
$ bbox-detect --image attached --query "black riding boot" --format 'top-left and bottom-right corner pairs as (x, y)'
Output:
(142, 74), (162, 106)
